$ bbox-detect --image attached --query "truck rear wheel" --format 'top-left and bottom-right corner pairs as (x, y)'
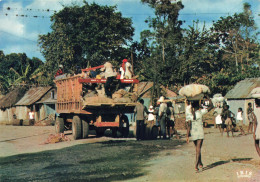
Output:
(55, 116), (64, 133)
(82, 120), (89, 139)
(72, 115), (82, 140)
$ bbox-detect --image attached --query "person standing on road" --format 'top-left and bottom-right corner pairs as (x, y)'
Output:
(221, 105), (235, 137)
(186, 95), (213, 172)
(247, 103), (254, 134)
(28, 110), (35, 125)
(236, 107), (245, 136)
(166, 102), (179, 139)
(148, 105), (155, 122)
(213, 104), (223, 133)
(158, 96), (167, 139)
(253, 100), (260, 157)
(134, 99), (148, 140)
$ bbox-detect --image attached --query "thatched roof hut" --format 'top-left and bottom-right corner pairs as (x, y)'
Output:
(0, 87), (28, 110)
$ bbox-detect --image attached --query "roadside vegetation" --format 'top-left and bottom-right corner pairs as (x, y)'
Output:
(0, 1), (259, 99)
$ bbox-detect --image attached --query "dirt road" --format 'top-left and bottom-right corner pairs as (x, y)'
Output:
(0, 125), (260, 181)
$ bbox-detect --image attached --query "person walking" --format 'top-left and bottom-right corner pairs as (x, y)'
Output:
(185, 100), (194, 139)
(134, 99), (148, 140)
(247, 103), (254, 134)
(253, 101), (260, 157)
(158, 96), (167, 139)
(236, 107), (245, 135)
(186, 95), (213, 172)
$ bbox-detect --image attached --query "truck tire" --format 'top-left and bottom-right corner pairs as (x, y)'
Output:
(120, 115), (129, 138)
(82, 120), (89, 139)
(55, 116), (64, 133)
(72, 115), (82, 140)
(112, 128), (118, 138)
(96, 128), (106, 137)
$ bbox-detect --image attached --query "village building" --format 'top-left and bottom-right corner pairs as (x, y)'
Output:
(15, 86), (56, 123)
(225, 77), (260, 125)
(0, 87), (28, 125)
(137, 82), (184, 114)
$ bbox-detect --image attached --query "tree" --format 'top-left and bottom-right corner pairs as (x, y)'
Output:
(39, 2), (134, 78)
(139, 0), (184, 101)
(211, 3), (259, 72)
(0, 52), (44, 93)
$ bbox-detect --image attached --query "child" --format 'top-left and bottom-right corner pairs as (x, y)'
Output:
(236, 108), (245, 135)
(148, 105), (155, 121)
(213, 104), (222, 133)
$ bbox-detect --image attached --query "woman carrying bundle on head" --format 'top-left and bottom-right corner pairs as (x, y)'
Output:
(186, 95), (213, 172)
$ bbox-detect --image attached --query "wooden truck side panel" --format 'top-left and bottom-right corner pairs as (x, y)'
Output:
(55, 75), (91, 114)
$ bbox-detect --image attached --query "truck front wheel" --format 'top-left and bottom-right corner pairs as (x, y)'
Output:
(72, 115), (82, 140)
(55, 116), (64, 133)
(82, 120), (89, 139)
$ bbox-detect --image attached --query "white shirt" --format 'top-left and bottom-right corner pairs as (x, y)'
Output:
(236, 111), (243, 120)
(102, 62), (117, 78)
(29, 112), (35, 120)
(148, 109), (155, 121)
(124, 62), (132, 79)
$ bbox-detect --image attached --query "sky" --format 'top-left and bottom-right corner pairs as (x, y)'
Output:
(0, 0), (259, 61)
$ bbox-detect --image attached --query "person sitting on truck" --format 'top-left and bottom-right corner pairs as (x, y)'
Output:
(121, 59), (133, 79)
(100, 61), (117, 98)
(55, 64), (64, 79)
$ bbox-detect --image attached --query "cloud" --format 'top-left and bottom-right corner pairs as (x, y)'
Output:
(0, 1), (25, 37)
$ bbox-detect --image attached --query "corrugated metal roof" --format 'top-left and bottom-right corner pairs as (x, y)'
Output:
(37, 97), (57, 104)
(137, 82), (153, 97)
(15, 86), (52, 106)
(225, 78), (260, 99)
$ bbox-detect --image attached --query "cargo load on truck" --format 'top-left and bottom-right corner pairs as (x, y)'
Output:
(54, 63), (140, 140)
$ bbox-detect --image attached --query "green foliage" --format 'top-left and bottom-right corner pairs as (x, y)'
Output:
(138, 1), (259, 97)
(39, 2), (134, 80)
(0, 52), (44, 94)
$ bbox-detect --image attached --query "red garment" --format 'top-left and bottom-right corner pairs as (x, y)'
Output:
(55, 68), (63, 77)
(122, 59), (128, 72)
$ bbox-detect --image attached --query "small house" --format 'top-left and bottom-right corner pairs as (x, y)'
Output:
(225, 78), (260, 125)
(0, 87), (28, 124)
(15, 86), (54, 122)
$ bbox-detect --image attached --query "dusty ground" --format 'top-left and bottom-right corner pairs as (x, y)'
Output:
(0, 125), (260, 181)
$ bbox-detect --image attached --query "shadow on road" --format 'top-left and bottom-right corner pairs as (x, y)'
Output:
(0, 139), (184, 181)
(202, 158), (253, 172)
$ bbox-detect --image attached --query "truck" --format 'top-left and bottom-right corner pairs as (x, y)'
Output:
(54, 71), (139, 140)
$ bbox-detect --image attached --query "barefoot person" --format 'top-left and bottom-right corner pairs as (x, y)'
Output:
(253, 100), (260, 157)
(236, 107), (245, 135)
(213, 104), (222, 133)
(247, 103), (254, 134)
(221, 105), (235, 137)
(186, 95), (213, 172)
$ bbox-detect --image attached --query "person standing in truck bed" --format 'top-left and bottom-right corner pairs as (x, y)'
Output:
(100, 62), (117, 98)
